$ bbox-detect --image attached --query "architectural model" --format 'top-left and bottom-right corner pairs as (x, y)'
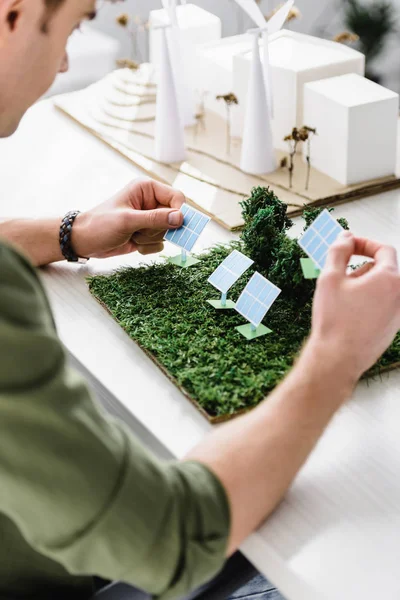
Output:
(55, 0), (400, 231)
(88, 187), (400, 422)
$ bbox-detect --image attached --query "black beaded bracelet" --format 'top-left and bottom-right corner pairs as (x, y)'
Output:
(59, 211), (89, 264)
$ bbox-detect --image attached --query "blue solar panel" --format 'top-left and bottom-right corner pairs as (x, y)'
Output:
(165, 204), (210, 252)
(208, 250), (254, 294)
(298, 209), (344, 270)
(235, 272), (281, 328)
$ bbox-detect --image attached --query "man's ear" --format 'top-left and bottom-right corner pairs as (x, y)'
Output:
(0, 0), (24, 38)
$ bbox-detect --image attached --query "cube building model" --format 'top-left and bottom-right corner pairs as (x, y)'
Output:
(196, 34), (254, 119)
(232, 30), (365, 150)
(303, 73), (399, 186)
(149, 3), (221, 93)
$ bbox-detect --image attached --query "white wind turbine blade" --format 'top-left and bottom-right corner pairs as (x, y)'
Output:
(232, 0), (266, 29)
(267, 0), (295, 35)
(234, 0), (294, 118)
(161, 0), (178, 26)
(240, 32), (276, 175)
(155, 27), (186, 163)
(233, 0), (272, 115)
(263, 0), (294, 117)
(159, 0), (195, 126)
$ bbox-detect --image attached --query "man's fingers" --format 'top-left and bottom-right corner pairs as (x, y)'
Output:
(137, 242), (164, 256)
(353, 237), (398, 271)
(132, 231), (165, 245)
(324, 231), (355, 274)
(129, 207), (184, 232)
(349, 262), (374, 278)
(138, 179), (186, 210)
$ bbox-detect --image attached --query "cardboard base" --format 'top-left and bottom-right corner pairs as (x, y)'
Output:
(207, 298), (236, 310)
(168, 254), (200, 268)
(54, 71), (400, 231)
(236, 323), (272, 340)
(301, 258), (321, 279)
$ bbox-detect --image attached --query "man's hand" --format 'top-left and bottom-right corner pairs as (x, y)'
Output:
(310, 232), (400, 382)
(0, 179), (185, 267)
(188, 233), (400, 556)
(72, 179), (185, 259)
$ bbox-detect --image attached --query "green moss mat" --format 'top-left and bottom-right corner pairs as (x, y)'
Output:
(88, 241), (400, 421)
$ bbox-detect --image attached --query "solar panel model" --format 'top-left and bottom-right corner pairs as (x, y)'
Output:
(298, 209), (344, 275)
(235, 272), (281, 340)
(165, 204), (211, 268)
(207, 250), (254, 310)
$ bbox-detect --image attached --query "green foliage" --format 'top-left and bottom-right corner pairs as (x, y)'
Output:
(344, 0), (397, 69)
(241, 186), (293, 230)
(302, 205), (349, 231)
(88, 188), (400, 419)
(88, 244), (307, 418)
(268, 235), (315, 303)
(241, 187), (293, 273)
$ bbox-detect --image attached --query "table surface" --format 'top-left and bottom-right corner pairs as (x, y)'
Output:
(3, 99), (400, 600)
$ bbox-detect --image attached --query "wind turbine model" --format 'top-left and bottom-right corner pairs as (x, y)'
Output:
(154, 25), (186, 164)
(160, 0), (196, 127)
(233, 0), (294, 117)
(234, 0), (294, 175)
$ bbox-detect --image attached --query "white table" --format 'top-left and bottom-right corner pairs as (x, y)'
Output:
(3, 99), (400, 600)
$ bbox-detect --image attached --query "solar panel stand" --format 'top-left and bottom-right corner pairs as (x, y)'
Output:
(300, 258), (321, 280)
(165, 204), (210, 268)
(168, 253), (200, 268)
(207, 291), (236, 310)
(236, 323), (273, 340)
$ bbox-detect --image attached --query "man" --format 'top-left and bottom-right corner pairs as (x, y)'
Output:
(1, 1), (400, 600)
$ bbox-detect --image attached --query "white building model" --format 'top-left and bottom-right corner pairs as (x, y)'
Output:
(55, 0), (400, 233)
(147, 0), (398, 187)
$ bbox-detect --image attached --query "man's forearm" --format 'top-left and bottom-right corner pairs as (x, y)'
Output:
(0, 219), (64, 266)
(186, 338), (356, 555)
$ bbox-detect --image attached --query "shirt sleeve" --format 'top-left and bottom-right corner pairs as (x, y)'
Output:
(0, 243), (231, 599)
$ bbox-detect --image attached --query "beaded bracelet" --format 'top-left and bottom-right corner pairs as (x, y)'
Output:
(59, 211), (89, 264)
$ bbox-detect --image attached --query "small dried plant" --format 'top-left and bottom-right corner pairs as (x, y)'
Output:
(283, 126), (317, 190)
(302, 126), (317, 191)
(116, 13), (149, 67)
(266, 4), (302, 24)
(333, 31), (360, 44)
(216, 93), (239, 155)
(284, 127), (303, 188)
(193, 91), (209, 141)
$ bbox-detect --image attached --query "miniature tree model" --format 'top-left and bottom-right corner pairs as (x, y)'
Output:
(216, 93), (239, 155)
(283, 126), (316, 190)
(333, 31), (360, 45)
(302, 126), (317, 191)
(241, 186), (292, 272)
(284, 127), (305, 188)
(116, 13), (148, 67)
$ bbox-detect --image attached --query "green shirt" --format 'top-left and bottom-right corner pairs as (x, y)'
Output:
(0, 240), (230, 600)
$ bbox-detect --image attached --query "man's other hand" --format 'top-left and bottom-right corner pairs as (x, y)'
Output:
(72, 179), (185, 259)
(310, 232), (400, 382)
